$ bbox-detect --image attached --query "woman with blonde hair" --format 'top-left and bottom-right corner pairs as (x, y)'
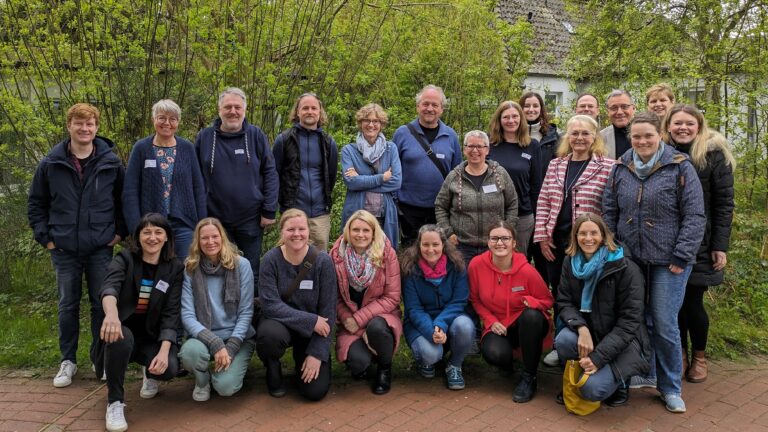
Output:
(179, 217), (255, 402)
(330, 210), (401, 394)
(646, 83), (676, 120)
(488, 101), (539, 255)
(662, 104), (735, 383)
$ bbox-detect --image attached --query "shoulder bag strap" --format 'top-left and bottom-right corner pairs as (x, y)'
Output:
(406, 123), (448, 178)
(281, 246), (320, 302)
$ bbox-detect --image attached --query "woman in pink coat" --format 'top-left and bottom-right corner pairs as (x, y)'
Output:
(330, 209), (402, 395)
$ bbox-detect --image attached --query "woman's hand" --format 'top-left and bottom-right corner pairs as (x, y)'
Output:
(343, 317), (359, 334)
(213, 347), (231, 372)
(301, 355), (322, 383)
(432, 326), (447, 345)
(314, 316), (330, 337)
(577, 326), (594, 358)
(147, 343), (171, 375)
(382, 168), (393, 182)
(490, 321), (507, 336)
(668, 264), (684, 274)
(362, 331), (378, 355)
(107, 234), (121, 247)
(100, 314), (123, 343)
(579, 356), (597, 375)
(540, 241), (556, 262)
(712, 251), (727, 271)
(344, 167), (359, 178)
(449, 234), (459, 246)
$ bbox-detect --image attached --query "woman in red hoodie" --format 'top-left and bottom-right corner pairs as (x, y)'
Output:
(468, 220), (553, 403)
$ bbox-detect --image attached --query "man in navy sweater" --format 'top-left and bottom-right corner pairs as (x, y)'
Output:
(195, 87), (279, 292)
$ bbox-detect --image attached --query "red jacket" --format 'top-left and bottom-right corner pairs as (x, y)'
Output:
(468, 250), (553, 337)
(330, 237), (402, 362)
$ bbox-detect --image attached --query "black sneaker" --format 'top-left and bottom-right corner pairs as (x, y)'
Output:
(512, 372), (537, 403)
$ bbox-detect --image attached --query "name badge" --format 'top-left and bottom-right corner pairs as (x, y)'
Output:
(235, 149), (245, 155)
(299, 280), (314, 290)
(522, 153), (532, 160)
(511, 286), (524, 292)
(435, 153), (446, 159)
(482, 184), (498, 193)
(155, 280), (169, 293)
(144, 159), (157, 168)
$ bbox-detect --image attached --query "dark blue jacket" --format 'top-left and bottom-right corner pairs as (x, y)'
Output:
(530, 125), (559, 211)
(28, 136), (126, 255)
(194, 119), (279, 225)
(402, 262), (469, 345)
(603, 145), (705, 268)
(123, 135), (207, 232)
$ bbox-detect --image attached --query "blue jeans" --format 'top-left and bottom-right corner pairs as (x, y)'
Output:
(50, 246), (113, 363)
(645, 264), (691, 396)
(409, 314), (475, 367)
(170, 219), (194, 260)
(223, 219), (263, 294)
(556, 328), (621, 401)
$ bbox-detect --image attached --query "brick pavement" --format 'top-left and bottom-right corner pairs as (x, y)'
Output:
(2, 356), (768, 432)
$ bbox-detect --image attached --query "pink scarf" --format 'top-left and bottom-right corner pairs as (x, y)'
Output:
(418, 254), (448, 279)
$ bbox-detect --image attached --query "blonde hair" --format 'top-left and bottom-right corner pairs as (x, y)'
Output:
(276, 208), (310, 247)
(288, 93), (328, 127)
(662, 104), (736, 171)
(556, 115), (606, 157)
(343, 210), (386, 267)
(186, 218), (239, 272)
(488, 101), (531, 147)
(355, 103), (388, 128)
(565, 213), (618, 256)
(645, 83), (675, 104)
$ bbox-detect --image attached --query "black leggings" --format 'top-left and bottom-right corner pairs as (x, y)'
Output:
(480, 309), (548, 375)
(256, 318), (331, 401)
(346, 317), (395, 374)
(105, 325), (178, 403)
(678, 284), (709, 352)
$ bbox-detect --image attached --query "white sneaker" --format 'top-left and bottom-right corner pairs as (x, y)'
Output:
(192, 383), (211, 402)
(140, 367), (159, 399)
(53, 360), (78, 388)
(542, 350), (560, 367)
(91, 364), (106, 381)
(105, 401), (128, 432)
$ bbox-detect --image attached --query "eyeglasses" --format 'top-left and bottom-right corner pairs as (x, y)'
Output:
(155, 116), (179, 124)
(361, 119), (381, 125)
(489, 236), (513, 244)
(607, 104), (634, 113)
(465, 145), (488, 151)
(568, 131), (593, 138)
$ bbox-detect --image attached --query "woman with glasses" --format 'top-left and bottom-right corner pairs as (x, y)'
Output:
(341, 104), (402, 249)
(435, 130), (518, 264)
(468, 221), (553, 403)
(123, 99), (207, 259)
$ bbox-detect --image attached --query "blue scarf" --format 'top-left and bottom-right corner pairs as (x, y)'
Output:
(632, 142), (665, 180)
(355, 132), (387, 165)
(571, 246), (624, 312)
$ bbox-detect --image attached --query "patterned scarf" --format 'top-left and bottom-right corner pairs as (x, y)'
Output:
(343, 241), (378, 292)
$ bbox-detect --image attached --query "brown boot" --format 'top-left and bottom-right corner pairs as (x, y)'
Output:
(682, 350), (689, 379)
(686, 350), (708, 383)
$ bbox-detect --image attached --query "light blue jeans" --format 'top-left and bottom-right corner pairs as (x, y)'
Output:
(409, 314), (475, 367)
(556, 328), (620, 401)
(180, 338), (255, 397)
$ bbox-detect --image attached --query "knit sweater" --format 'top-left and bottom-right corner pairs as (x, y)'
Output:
(123, 135), (207, 232)
(435, 160), (518, 247)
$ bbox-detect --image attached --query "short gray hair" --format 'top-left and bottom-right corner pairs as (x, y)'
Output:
(218, 87), (247, 109)
(463, 130), (489, 147)
(606, 89), (634, 105)
(416, 84), (448, 107)
(152, 99), (181, 120)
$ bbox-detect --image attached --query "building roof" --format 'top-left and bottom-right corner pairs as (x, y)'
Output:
(495, 0), (575, 76)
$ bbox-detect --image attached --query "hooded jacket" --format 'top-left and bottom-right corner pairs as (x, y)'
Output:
(467, 250), (553, 337)
(28, 136), (126, 255)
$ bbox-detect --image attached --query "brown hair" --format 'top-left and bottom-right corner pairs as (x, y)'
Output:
(399, 224), (465, 277)
(565, 213), (618, 256)
(631, 111), (662, 133)
(488, 101), (531, 147)
(288, 93), (328, 127)
(519, 92), (552, 135)
(276, 208), (310, 247)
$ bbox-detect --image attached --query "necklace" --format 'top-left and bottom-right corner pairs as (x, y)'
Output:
(563, 159), (588, 200)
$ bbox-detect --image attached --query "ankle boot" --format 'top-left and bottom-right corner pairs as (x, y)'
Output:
(605, 386), (630, 407)
(686, 350), (708, 383)
(373, 365), (391, 395)
(265, 360), (286, 397)
(682, 349), (689, 379)
(513, 371), (537, 403)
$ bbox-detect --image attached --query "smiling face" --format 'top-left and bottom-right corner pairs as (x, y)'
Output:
(576, 220), (603, 259)
(348, 219), (374, 253)
(67, 116), (98, 146)
(416, 88), (444, 128)
(567, 120), (595, 159)
(139, 224), (167, 258)
(297, 95), (321, 130)
(281, 216), (310, 252)
(575, 95), (600, 119)
(419, 231), (444, 267)
(630, 122), (662, 163)
(522, 96), (541, 122)
(218, 94), (246, 132)
(500, 107), (521, 137)
(607, 94), (636, 128)
(359, 114), (382, 144)
(647, 92), (674, 119)
(487, 227), (516, 260)
(199, 224), (222, 261)
(463, 135), (489, 166)
(153, 111), (179, 140)
(668, 111), (700, 145)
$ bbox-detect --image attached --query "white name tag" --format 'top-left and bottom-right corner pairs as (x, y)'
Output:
(435, 153), (446, 159)
(144, 159), (157, 168)
(235, 149), (245, 155)
(299, 280), (314, 290)
(483, 184), (498, 193)
(522, 153), (532, 160)
(511, 286), (524, 292)
(155, 280), (169, 293)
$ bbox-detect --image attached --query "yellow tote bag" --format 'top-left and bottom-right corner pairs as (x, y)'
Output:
(563, 359), (601, 416)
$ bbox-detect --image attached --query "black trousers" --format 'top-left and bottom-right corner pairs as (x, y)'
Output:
(346, 317), (395, 375)
(105, 325), (178, 403)
(480, 309), (548, 375)
(256, 318), (331, 401)
(398, 202), (436, 248)
(678, 284), (709, 351)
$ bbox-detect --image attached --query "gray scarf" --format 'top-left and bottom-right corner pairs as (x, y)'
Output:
(191, 256), (240, 328)
(355, 132), (387, 165)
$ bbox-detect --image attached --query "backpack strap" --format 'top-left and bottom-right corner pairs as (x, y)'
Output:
(282, 246), (320, 303)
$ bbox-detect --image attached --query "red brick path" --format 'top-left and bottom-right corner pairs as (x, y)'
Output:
(2, 357), (768, 431)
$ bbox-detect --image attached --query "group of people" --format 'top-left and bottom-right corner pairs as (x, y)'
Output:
(27, 82), (734, 431)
